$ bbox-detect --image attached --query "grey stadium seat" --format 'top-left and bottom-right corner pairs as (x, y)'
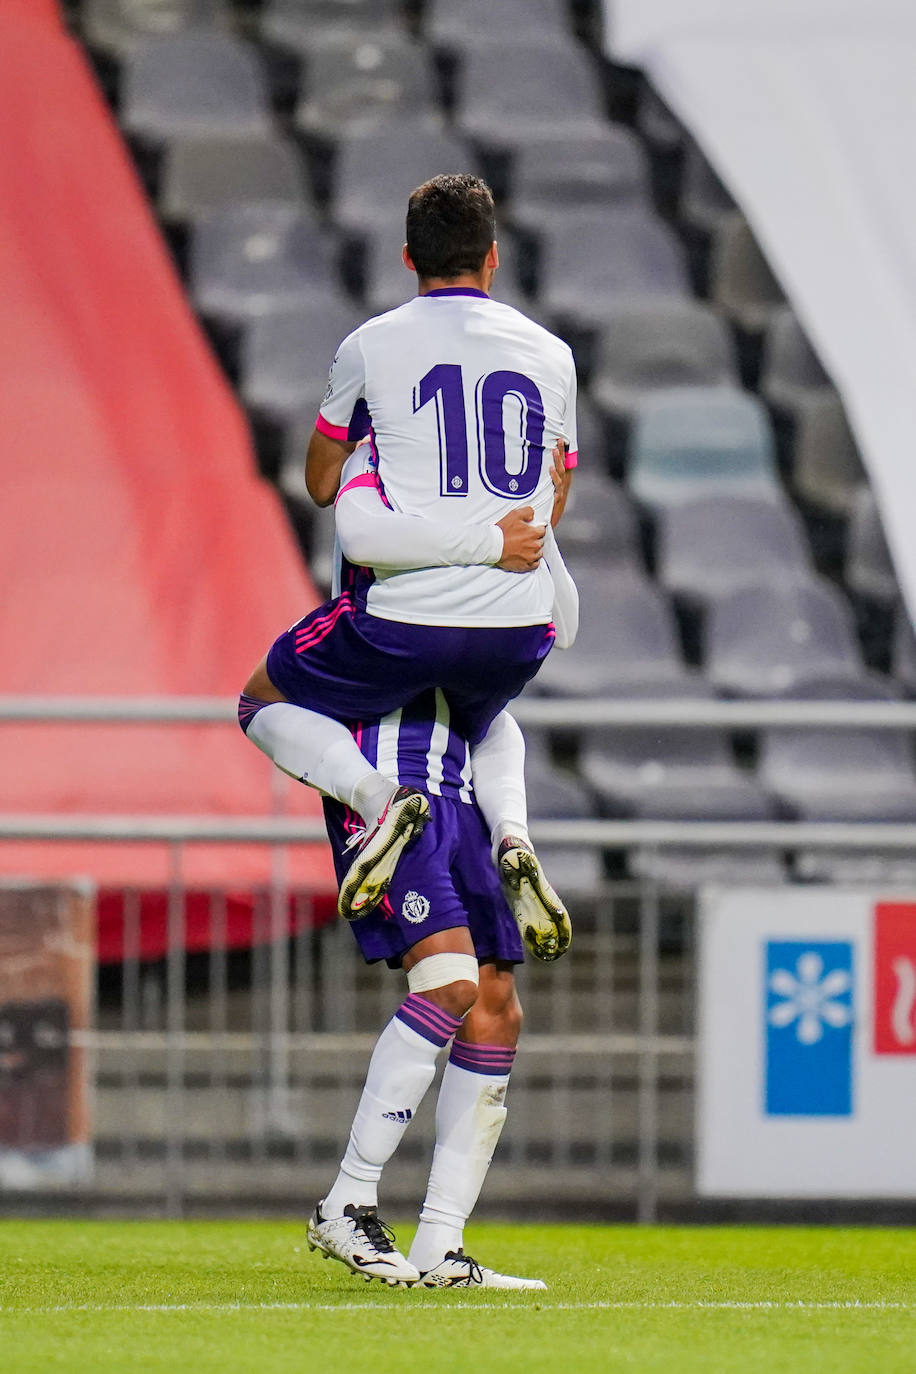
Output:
(635, 88), (686, 156)
(630, 847), (786, 887)
(189, 206), (338, 325)
(426, 0), (571, 48)
(792, 390), (865, 516)
(845, 487), (898, 605)
(892, 607), (916, 696)
(555, 472), (643, 570)
(657, 495), (812, 605)
(589, 301), (739, 424)
(524, 749), (605, 900)
(122, 33), (272, 145)
(360, 223), (535, 317)
(160, 136), (312, 223)
(539, 209), (689, 328)
(332, 124), (476, 235)
(760, 723), (916, 821)
(454, 43), (609, 149)
(708, 214), (785, 333)
(534, 568), (708, 699)
(240, 301), (365, 422)
(760, 308), (832, 421)
(705, 578), (870, 697)
(295, 33), (441, 140)
(581, 726), (775, 821)
(508, 130), (651, 232)
(628, 388), (779, 511)
(678, 143), (737, 236)
(83, 0), (229, 58)
(260, 0), (405, 53)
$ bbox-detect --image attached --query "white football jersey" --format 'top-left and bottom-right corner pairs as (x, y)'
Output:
(317, 288), (578, 628)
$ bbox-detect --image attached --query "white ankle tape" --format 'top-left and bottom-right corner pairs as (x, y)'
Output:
(407, 954), (480, 994)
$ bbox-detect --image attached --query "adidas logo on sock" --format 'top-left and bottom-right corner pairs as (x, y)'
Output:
(382, 1109), (413, 1123)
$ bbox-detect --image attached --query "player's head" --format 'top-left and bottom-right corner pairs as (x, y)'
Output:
(403, 173), (497, 285)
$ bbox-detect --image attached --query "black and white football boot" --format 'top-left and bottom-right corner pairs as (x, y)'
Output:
(307, 1203), (420, 1287)
(337, 785), (431, 921)
(497, 836), (572, 962)
(418, 1249), (547, 1290)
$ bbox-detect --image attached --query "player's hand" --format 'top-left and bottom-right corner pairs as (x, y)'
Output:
(496, 506), (546, 572)
(550, 440), (572, 528)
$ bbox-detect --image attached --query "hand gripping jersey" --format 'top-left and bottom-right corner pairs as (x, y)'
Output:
(316, 289), (578, 629)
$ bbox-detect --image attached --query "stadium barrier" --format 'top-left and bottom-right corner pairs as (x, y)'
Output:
(3, 697), (916, 1223)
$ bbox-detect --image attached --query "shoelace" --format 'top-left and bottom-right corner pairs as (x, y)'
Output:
(352, 1208), (397, 1254)
(443, 1249), (483, 1286)
(343, 826), (367, 852)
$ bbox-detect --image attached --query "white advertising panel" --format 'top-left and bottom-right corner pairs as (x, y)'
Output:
(698, 888), (916, 1196)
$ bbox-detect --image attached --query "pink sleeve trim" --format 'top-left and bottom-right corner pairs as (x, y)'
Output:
(316, 411), (350, 442)
(564, 449), (578, 470)
(334, 472), (380, 506)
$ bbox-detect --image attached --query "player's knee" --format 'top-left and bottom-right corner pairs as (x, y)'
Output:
(406, 953), (480, 1020)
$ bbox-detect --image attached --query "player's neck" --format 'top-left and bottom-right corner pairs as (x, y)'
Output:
(417, 273), (491, 296)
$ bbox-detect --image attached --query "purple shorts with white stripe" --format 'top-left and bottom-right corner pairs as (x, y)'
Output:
(323, 792), (524, 968)
(265, 598), (554, 748)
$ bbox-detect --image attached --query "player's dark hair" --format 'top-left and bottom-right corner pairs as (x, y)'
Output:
(405, 173), (496, 281)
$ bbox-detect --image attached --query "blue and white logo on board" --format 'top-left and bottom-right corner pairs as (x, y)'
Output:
(764, 940), (854, 1117)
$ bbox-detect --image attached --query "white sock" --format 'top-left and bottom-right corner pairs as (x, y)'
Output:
(408, 1041), (515, 1272)
(469, 710), (531, 856)
(322, 994), (463, 1219)
(245, 702), (395, 823)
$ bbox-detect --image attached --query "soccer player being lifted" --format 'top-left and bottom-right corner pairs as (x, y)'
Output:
(239, 174), (580, 1285)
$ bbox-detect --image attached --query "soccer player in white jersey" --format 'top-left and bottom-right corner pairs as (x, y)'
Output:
(241, 174), (579, 942)
(240, 444), (578, 1289)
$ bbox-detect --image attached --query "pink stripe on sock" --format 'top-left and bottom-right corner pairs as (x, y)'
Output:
(396, 993), (462, 1047)
(449, 1040), (516, 1076)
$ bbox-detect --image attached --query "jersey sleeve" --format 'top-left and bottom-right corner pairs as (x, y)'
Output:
(335, 473), (503, 571)
(563, 352), (579, 469)
(316, 328), (367, 442)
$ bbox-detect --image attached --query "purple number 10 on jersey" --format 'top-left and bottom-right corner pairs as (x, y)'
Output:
(413, 364), (545, 500)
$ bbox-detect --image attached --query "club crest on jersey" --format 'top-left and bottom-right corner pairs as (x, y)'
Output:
(401, 891), (430, 924)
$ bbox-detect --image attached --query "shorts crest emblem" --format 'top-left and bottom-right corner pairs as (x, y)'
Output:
(401, 891), (430, 923)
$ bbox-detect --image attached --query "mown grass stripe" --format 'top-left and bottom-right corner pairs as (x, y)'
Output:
(2, 1299), (911, 1315)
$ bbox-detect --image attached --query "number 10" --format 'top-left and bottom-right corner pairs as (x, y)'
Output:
(413, 364), (545, 499)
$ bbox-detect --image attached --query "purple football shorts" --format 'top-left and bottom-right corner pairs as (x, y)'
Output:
(323, 792), (524, 969)
(266, 597), (554, 748)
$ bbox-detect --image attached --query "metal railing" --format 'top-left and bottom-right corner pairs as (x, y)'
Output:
(3, 696), (916, 1222)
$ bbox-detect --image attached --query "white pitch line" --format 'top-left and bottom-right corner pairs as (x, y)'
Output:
(1, 1300), (911, 1316)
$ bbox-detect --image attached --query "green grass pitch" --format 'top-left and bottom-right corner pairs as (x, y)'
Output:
(1, 1220), (914, 1373)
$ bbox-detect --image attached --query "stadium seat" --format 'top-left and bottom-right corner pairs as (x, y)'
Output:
(507, 130), (651, 232)
(159, 135), (312, 223)
(453, 43), (609, 149)
(240, 301), (364, 422)
(628, 388), (779, 511)
(704, 578), (870, 697)
(189, 206), (337, 326)
(657, 495), (812, 606)
(760, 721), (916, 821)
(845, 486), (899, 606)
(331, 124), (476, 235)
(678, 143), (737, 237)
(534, 569), (708, 698)
(892, 606), (916, 696)
(260, 0), (406, 53)
(294, 33), (441, 140)
(635, 86), (686, 156)
(539, 209), (690, 328)
(83, 0), (229, 58)
(524, 750), (605, 899)
(759, 307), (832, 421)
(581, 726), (775, 821)
(555, 472), (643, 570)
(588, 301), (739, 425)
(425, 0), (572, 49)
(792, 390), (865, 516)
(360, 223), (534, 316)
(122, 32), (273, 145)
(795, 849), (916, 884)
(708, 213), (785, 333)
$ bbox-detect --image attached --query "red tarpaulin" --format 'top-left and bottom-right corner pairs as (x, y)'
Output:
(0, 4), (335, 896)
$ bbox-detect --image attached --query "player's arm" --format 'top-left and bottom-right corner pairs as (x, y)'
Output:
(335, 473), (545, 573)
(305, 429), (357, 507)
(542, 524), (578, 648)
